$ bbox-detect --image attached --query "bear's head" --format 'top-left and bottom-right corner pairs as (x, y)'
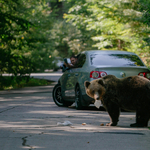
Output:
(84, 79), (106, 101)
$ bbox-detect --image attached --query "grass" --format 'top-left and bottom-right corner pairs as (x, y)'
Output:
(0, 76), (52, 90)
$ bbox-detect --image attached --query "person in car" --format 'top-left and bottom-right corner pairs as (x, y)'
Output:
(64, 55), (78, 68)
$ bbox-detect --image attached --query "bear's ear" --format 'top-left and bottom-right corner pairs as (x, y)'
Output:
(84, 81), (90, 88)
(98, 79), (104, 86)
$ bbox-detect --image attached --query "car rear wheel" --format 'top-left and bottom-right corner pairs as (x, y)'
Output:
(52, 84), (73, 107)
(75, 85), (84, 110)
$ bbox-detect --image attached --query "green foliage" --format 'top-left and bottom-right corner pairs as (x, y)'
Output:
(51, 20), (91, 58)
(1, 0), (150, 77)
(0, 0), (56, 74)
(0, 0), (32, 74)
(0, 76), (51, 90)
(63, 0), (150, 65)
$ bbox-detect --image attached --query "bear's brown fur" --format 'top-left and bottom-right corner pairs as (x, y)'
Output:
(84, 75), (150, 127)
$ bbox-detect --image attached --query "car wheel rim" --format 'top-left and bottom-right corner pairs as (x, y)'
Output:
(55, 86), (63, 104)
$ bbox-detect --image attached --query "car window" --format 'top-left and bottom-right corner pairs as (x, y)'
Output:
(77, 54), (86, 68)
(90, 54), (144, 66)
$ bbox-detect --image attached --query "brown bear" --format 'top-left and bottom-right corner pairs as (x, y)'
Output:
(84, 75), (150, 127)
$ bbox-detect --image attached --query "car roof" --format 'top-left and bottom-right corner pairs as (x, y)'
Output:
(83, 50), (137, 55)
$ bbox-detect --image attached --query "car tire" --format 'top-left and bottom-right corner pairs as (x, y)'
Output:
(52, 84), (73, 107)
(75, 85), (84, 110)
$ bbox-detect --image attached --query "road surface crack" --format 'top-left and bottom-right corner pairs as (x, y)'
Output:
(22, 135), (33, 150)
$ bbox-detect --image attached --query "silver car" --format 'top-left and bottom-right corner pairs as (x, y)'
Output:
(52, 50), (150, 109)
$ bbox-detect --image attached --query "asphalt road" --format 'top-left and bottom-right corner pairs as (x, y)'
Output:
(0, 85), (150, 150)
(30, 72), (63, 82)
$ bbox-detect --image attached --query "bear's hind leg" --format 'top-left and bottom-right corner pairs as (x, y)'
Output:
(105, 101), (120, 126)
(130, 108), (150, 127)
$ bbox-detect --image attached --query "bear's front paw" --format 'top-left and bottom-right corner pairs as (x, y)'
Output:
(106, 122), (117, 126)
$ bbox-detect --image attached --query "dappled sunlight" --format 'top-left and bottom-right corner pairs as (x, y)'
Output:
(0, 91), (150, 150)
(26, 108), (109, 119)
(21, 146), (45, 149)
(0, 121), (41, 128)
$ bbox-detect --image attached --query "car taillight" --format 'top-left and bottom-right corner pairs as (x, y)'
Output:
(138, 72), (150, 80)
(90, 71), (107, 79)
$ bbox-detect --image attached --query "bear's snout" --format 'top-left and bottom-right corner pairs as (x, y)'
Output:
(94, 92), (100, 100)
(96, 97), (99, 100)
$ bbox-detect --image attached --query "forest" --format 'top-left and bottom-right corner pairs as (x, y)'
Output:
(1, 0), (150, 78)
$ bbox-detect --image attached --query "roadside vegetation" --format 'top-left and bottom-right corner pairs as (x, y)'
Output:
(0, 76), (52, 90)
(1, 0), (150, 89)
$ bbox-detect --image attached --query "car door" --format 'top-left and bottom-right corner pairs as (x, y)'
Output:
(68, 54), (87, 97)
(67, 69), (74, 98)
(60, 69), (72, 98)
(65, 68), (78, 98)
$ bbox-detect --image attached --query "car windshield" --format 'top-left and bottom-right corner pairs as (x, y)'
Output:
(90, 54), (144, 66)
